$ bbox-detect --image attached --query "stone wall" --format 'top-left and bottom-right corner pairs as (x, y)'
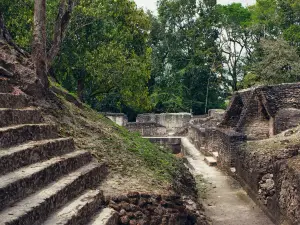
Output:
(188, 126), (206, 154)
(188, 125), (246, 167)
(274, 108), (300, 134)
(220, 83), (300, 139)
(146, 137), (182, 154)
(107, 192), (209, 225)
(206, 128), (246, 168)
(235, 139), (300, 224)
(104, 113), (128, 126)
(126, 122), (167, 137)
(136, 113), (192, 132)
(208, 109), (225, 121)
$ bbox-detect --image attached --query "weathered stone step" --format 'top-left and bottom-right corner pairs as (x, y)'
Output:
(0, 93), (29, 108)
(0, 107), (42, 127)
(212, 152), (219, 161)
(0, 124), (58, 148)
(0, 150), (92, 210)
(0, 79), (13, 93)
(43, 189), (103, 225)
(204, 157), (217, 166)
(88, 208), (119, 225)
(0, 138), (75, 175)
(0, 162), (107, 225)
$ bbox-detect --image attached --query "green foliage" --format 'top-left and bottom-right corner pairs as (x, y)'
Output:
(118, 127), (182, 181)
(249, 0), (279, 37)
(52, 0), (152, 113)
(216, 3), (253, 91)
(6, 0), (300, 116)
(240, 72), (260, 88)
(1, 0), (61, 50)
(150, 0), (224, 114)
(254, 39), (300, 84)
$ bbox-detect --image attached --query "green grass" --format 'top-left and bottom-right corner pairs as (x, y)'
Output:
(44, 81), (192, 193)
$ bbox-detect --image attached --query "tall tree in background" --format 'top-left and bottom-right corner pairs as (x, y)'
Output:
(150, 0), (223, 114)
(216, 3), (252, 91)
(32, 0), (48, 87)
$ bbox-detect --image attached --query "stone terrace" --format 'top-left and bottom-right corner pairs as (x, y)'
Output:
(0, 77), (118, 225)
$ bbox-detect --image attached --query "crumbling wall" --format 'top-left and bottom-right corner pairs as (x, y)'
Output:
(137, 113), (191, 132)
(146, 137), (182, 154)
(206, 128), (246, 167)
(104, 113), (128, 126)
(235, 137), (300, 224)
(220, 92), (246, 128)
(208, 109), (225, 121)
(274, 108), (300, 134)
(275, 157), (300, 225)
(188, 126), (206, 154)
(126, 122), (167, 136)
(107, 192), (209, 225)
(220, 83), (300, 140)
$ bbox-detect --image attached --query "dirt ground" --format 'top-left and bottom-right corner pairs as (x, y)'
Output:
(182, 138), (274, 225)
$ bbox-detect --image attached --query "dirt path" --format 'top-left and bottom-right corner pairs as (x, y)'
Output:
(181, 138), (274, 225)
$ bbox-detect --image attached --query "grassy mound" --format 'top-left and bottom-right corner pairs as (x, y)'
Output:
(37, 82), (195, 196)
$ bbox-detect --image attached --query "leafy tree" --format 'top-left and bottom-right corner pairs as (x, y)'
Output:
(249, 0), (280, 38)
(254, 38), (300, 84)
(53, 0), (152, 113)
(216, 3), (253, 91)
(149, 0), (223, 114)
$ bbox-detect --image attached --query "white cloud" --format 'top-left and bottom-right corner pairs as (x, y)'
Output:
(134, 0), (157, 13)
(134, 0), (256, 12)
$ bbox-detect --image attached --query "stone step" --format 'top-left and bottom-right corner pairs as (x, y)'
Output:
(0, 107), (43, 127)
(0, 93), (29, 108)
(0, 162), (107, 225)
(0, 138), (75, 175)
(0, 150), (92, 210)
(204, 157), (217, 167)
(43, 189), (104, 225)
(212, 152), (219, 161)
(0, 124), (58, 148)
(0, 79), (13, 93)
(88, 208), (119, 225)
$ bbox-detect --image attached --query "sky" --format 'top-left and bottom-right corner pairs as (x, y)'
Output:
(134, 0), (256, 13)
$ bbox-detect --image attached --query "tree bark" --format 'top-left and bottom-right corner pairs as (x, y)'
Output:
(47, 0), (76, 66)
(0, 12), (27, 56)
(32, 0), (49, 88)
(77, 78), (84, 102)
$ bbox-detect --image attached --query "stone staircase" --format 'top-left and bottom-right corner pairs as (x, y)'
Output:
(0, 78), (116, 225)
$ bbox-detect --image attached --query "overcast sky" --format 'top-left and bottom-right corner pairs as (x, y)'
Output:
(134, 0), (256, 13)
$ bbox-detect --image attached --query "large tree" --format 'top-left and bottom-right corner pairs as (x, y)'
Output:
(32, 0), (48, 87)
(150, 0), (223, 114)
(216, 3), (253, 91)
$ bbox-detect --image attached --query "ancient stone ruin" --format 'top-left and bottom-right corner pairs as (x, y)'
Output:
(114, 82), (300, 225)
(188, 83), (300, 224)
(0, 77), (121, 224)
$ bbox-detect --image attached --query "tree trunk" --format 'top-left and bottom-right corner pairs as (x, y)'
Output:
(47, 0), (76, 66)
(0, 12), (27, 56)
(77, 78), (84, 102)
(32, 0), (49, 88)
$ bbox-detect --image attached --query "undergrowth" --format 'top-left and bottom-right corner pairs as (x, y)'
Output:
(41, 81), (193, 194)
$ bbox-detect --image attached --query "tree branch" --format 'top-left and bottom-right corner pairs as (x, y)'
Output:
(47, 0), (77, 66)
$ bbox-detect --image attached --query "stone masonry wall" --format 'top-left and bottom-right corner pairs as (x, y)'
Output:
(126, 122), (167, 137)
(220, 83), (300, 139)
(104, 113), (128, 126)
(188, 126), (207, 154)
(107, 192), (209, 225)
(137, 113), (192, 132)
(235, 139), (300, 224)
(274, 108), (300, 134)
(206, 128), (246, 168)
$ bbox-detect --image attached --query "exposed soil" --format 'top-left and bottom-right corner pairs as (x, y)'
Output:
(182, 138), (274, 225)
